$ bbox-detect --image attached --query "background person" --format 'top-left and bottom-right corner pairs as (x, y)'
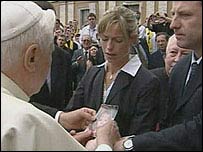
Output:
(30, 34), (74, 110)
(80, 13), (98, 44)
(148, 32), (170, 69)
(151, 34), (192, 130)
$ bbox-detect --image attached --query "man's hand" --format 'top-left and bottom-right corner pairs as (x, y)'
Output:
(76, 56), (83, 64)
(59, 107), (96, 130)
(86, 60), (93, 70)
(85, 120), (121, 151)
(70, 129), (94, 146)
(96, 120), (121, 149)
(85, 138), (97, 151)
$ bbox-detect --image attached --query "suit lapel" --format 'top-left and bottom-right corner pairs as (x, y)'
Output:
(179, 57), (191, 97)
(106, 71), (132, 104)
(92, 67), (106, 111)
(182, 62), (202, 98)
(176, 59), (202, 111)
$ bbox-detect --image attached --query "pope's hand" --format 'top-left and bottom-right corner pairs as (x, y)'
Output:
(59, 107), (96, 130)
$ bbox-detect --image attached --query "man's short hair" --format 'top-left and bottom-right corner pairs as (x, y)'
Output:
(155, 32), (170, 41)
(88, 13), (96, 19)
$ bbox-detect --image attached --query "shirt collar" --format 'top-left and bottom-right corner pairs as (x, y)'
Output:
(97, 55), (142, 77)
(83, 48), (89, 52)
(87, 25), (97, 30)
(1, 72), (30, 102)
(191, 51), (202, 65)
(121, 55), (142, 77)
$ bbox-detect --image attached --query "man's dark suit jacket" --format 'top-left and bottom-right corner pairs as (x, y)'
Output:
(65, 64), (160, 136)
(148, 49), (165, 70)
(130, 54), (202, 150)
(71, 48), (89, 88)
(71, 48), (105, 89)
(167, 53), (202, 126)
(150, 67), (169, 129)
(66, 40), (78, 57)
(131, 111), (202, 151)
(30, 45), (73, 110)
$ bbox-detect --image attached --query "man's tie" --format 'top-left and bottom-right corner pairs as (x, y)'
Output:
(85, 51), (89, 59)
(182, 62), (199, 95)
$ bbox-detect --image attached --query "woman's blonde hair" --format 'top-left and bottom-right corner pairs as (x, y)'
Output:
(97, 6), (137, 41)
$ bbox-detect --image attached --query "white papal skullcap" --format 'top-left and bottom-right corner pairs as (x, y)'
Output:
(1, 1), (55, 42)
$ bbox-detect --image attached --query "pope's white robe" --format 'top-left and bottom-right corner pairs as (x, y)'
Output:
(1, 73), (86, 151)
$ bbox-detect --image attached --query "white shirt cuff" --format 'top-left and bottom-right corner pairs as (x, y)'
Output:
(95, 144), (112, 151)
(55, 111), (63, 122)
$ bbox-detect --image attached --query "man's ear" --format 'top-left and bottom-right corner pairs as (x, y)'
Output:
(24, 44), (40, 72)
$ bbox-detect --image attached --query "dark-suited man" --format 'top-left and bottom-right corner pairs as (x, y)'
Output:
(148, 32), (170, 69)
(151, 34), (192, 130)
(72, 34), (104, 89)
(30, 45), (73, 110)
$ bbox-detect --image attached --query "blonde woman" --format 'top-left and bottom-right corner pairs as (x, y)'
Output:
(66, 6), (160, 138)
